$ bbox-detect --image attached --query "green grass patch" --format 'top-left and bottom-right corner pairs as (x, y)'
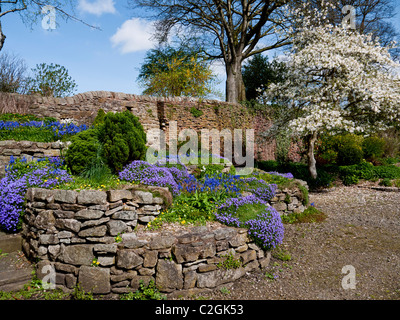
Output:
(281, 206), (327, 224)
(56, 175), (131, 191)
(271, 246), (292, 261)
(235, 203), (269, 223)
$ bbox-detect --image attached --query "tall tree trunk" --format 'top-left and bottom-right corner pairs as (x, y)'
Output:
(237, 70), (246, 102)
(307, 132), (318, 180)
(225, 57), (244, 103)
(226, 63), (238, 103)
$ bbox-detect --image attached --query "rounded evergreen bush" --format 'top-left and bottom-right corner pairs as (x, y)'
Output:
(98, 110), (147, 172)
(65, 128), (100, 175)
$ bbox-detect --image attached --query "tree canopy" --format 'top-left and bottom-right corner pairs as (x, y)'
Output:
(259, 23), (400, 179)
(129, 0), (291, 103)
(242, 53), (287, 101)
(137, 46), (217, 98)
(27, 63), (78, 97)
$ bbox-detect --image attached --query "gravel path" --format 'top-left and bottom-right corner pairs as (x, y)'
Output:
(206, 186), (400, 300)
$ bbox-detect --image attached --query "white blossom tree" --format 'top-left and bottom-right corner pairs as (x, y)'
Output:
(259, 23), (400, 180)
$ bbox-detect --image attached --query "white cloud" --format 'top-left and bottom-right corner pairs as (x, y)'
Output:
(110, 18), (157, 54)
(78, 0), (116, 16)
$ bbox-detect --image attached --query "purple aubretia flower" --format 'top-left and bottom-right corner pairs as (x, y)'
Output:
(0, 157), (73, 232)
(0, 177), (27, 232)
(266, 171), (294, 179)
(245, 206), (284, 250)
(215, 194), (284, 250)
(118, 160), (181, 195)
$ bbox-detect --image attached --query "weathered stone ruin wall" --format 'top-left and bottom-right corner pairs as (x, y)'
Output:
(22, 186), (272, 297)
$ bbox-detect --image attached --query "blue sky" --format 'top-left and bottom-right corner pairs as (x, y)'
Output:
(1, 1), (165, 96)
(1, 0), (400, 100)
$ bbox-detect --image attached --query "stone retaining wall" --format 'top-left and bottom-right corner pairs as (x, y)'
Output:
(21, 186), (271, 297)
(0, 140), (67, 176)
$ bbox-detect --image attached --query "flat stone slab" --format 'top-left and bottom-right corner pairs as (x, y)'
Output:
(0, 251), (34, 292)
(0, 232), (22, 253)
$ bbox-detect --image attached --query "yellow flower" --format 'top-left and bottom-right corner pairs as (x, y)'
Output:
(181, 220), (186, 224)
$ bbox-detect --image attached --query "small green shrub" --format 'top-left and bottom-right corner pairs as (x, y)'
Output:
(190, 107), (203, 118)
(362, 136), (385, 162)
(65, 129), (100, 175)
(393, 179), (400, 188)
(342, 174), (359, 186)
(316, 133), (363, 166)
(271, 246), (292, 261)
(281, 206), (327, 224)
(71, 283), (94, 300)
(374, 165), (400, 179)
(379, 178), (393, 187)
(92, 108), (106, 127)
(356, 162), (377, 180)
(336, 134), (364, 166)
(98, 110), (147, 173)
(120, 280), (166, 300)
(217, 252), (242, 270)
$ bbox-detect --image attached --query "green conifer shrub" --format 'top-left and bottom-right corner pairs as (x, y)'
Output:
(98, 110), (147, 172)
(65, 129), (100, 175)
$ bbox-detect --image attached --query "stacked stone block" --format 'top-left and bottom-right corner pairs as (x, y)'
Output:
(269, 180), (309, 215)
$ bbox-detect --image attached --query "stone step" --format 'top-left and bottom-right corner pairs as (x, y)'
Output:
(0, 249), (34, 293)
(0, 231), (22, 253)
(0, 269), (33, 292)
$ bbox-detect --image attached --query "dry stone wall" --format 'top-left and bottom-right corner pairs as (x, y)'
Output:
(22, 185), (272, 297)
(3, 91), (278, 161)
(270, 180), (309, 215)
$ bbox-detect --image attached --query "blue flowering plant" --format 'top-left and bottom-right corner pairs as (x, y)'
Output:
(118, 160), (183, 195)
(0, 156), (73, 232)
(0, 119), (88, 142)
(215, 194), (284, 250)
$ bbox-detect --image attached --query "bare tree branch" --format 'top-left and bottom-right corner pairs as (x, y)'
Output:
(0, 0), (100, 51)
(129, 0), (291, 102)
